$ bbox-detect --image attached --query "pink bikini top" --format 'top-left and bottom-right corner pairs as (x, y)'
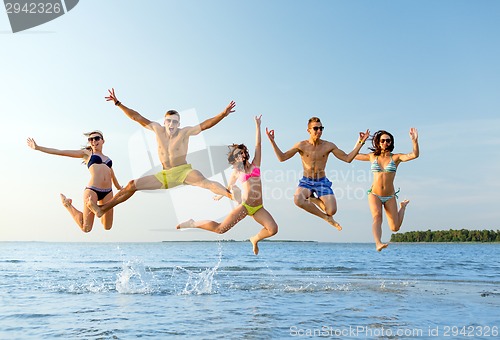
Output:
(239, 165), (261, 182)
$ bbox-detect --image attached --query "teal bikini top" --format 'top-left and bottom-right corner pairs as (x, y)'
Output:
(371, 155), (397, 173)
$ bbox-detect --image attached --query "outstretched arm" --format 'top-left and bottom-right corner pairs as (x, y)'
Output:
(198, 100), (236, 133)
(265, 127), (299, 162)
(332, 129), (370, 163)
(355, 153), (371, 161)
(27, 137), (85, 158)
(252, 115), (262, 166)
(398, 127), (419, 162)
(106, 88), (155, 130)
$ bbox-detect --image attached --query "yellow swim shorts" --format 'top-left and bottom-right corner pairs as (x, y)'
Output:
(154, 164), (193, 189)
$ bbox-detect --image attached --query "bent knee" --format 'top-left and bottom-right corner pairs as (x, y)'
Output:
(294, 195), (306, 207)
(82, 225), (93, 233)
(389, 224), (400, 232)
(215, 228), (228, 234)
(126, 180), (137, 191)
(269, 225), (278, 236)
(325, 207), (337, 216)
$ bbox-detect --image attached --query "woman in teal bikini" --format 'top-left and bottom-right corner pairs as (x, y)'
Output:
(177, 115), (278, 255)
(27, 131), (122, 233)
(355, 128), (419, 251)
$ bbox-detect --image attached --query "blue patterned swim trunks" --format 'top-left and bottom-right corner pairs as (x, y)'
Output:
(298, 176), (334, 197)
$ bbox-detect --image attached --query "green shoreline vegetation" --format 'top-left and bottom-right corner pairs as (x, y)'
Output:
(391, 229), (500, 243)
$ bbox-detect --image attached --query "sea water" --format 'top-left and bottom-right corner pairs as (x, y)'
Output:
(0, 242), (499, 339)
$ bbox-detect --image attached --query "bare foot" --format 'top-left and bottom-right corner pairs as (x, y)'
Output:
(86, 197), (104, 218)
(309, 197), (326, 213)
(176, 219), (196, 230)
(400, 199), (410, 209)
(249, 236), (259, 255)
(325, 216), (342, 231)
(376, 243), (389, 252)
(60, 193), (72, 208)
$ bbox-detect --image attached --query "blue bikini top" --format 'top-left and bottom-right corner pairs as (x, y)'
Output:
(371, 155), (397, 173)
(87, 154), (112, 168)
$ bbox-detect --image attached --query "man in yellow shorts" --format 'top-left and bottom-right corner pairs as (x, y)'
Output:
(88, 88), (235, 218)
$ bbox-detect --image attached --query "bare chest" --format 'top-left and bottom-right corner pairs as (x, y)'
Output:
(301, 144), (330, 162)
(156, 133), (188, 156)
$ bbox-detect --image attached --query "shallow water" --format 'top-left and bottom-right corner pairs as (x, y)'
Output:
(1, 242), (499, 339)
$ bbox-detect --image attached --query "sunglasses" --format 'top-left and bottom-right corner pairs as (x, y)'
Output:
(165, 118), (179, 125)
(228, 150), (243, 163)
(88, 136), (102, 142)
(311, 126), (324, 131)
(380, 138), (391, 144)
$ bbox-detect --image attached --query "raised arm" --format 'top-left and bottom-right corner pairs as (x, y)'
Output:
(332, 129), (370, 163)
(354, 131), (372, 161)
(27, 137), (85, 158)
(252, 115), (262, 166)
(398, 127), (419, 162)
(265, 127), (299, 162)
(198, 100), (236, 132)
(106, 88), (155, 130)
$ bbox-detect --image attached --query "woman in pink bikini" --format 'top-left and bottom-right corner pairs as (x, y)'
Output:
(355, 128), (419, 251)
(27, 130), (122, 233)
(177, 115), (278, 255)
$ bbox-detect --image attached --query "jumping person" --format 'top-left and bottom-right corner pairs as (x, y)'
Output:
(88, 88), (235, 217)
(177, 115), (278, 255)
(266, 117), (369, 230)
(355, 128), (419, 251)
(27, 130), (122, 232)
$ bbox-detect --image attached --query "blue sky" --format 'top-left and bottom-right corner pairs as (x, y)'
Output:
(1, 0), (499, 243)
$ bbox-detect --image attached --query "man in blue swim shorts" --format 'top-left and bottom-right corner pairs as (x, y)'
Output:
(266, 117), (369, 230)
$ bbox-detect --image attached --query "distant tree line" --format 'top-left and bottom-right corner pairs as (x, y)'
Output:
(390, 229), (500, 242)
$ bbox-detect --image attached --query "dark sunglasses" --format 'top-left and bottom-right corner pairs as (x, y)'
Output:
(380, 138), (391, 144)
(88, 136), (102, 142)
(312, 126), (324, 131)
(228, 150), (243, 164)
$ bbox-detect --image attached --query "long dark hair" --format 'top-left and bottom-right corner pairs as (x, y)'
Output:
(227, 144), (250, 166)
(369, 130), (395, 156)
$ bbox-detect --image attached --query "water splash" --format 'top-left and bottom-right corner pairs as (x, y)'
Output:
(115, 259), (158, 294)
(172, 242), (223, 295)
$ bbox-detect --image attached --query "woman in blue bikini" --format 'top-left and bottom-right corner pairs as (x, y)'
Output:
(355, 128), (419, 251)
(27, 130), (122, 233)
(177, 115), (278, 255)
